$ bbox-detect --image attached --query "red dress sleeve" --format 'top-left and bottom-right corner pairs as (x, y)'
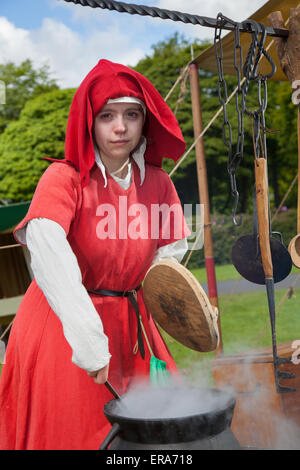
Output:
(14, 163), (81, 245)
(155, 168), (190, 249)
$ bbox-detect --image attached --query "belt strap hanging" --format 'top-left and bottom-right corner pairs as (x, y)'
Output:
(88, 285), (145, 360)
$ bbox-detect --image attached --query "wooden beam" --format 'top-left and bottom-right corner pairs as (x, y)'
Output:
(189, 63), (223, 355)
(268, 7), (300, 85)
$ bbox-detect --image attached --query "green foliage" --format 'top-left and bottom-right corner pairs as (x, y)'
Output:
(0, 88), (75, 202)
(134, 33), (211, 206)
(0, 59), (58, 133)
(162, 282), (300, 372)
(134, 34), (299, 217)
(0, 33), (298, 240)
(184, 208), (297, 269)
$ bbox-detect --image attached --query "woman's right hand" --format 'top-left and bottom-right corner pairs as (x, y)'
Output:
(88, 364), (109, 384)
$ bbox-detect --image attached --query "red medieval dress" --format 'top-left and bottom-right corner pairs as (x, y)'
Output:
(0, 59), (188, 450)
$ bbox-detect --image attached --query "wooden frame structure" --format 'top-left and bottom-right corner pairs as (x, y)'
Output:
(189, 2), (300, 449)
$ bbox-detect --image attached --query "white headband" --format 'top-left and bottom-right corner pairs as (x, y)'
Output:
(107, 96), (146, 117)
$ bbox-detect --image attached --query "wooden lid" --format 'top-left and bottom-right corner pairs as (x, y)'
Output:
(143, 260), (219, 352)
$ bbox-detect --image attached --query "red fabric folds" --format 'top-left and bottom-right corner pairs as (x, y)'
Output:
(62, 59), (186, 187)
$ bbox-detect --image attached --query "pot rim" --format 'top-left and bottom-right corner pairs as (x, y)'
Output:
(103, 387), (236, 424)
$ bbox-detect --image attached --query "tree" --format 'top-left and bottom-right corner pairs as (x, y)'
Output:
(0, 88), (75, 202)
(0, 59), (58, 133)
(0, 36), (297, 212)
(134, 33), (213, 206)
(134, 33), (299, 215)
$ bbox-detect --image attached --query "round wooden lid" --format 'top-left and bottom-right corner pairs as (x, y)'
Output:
(143, 260), (219, 352)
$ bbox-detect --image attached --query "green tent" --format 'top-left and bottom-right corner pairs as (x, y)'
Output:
(0, 201), (30, 232)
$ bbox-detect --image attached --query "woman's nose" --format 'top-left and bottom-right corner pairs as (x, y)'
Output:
(114, 115), (127, 134)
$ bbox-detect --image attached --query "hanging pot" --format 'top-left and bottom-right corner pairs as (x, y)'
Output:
(99, 386), (238, 450)
(231, 186), (292, 285)
(232, 233), (292, 285)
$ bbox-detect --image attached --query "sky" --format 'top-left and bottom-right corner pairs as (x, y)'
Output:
(0, 0), (268, 89)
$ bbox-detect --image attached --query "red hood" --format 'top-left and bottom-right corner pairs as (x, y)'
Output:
(56, 59), (185, 187)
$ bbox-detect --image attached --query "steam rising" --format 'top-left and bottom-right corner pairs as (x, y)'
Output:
(111, 347), (300, 449)
(113, 380), (234, 420)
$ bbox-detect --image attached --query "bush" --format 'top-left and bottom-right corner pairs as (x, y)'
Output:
(0, 88), (75, 202)
(184, 208), (296, 269)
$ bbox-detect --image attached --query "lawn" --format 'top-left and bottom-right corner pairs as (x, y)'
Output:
(159, 265), (300, 384)
(191, 263), (300, 283)
(1, 264), (300, 384)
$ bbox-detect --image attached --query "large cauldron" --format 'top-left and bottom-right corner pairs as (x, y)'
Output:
(100, 386), (239, 450)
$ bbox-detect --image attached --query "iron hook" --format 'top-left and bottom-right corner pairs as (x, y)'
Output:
(232, 189), (242, 226)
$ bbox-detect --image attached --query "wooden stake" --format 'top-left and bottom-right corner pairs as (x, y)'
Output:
(268, 7), (300, 85)
(189, 63), (223, 355)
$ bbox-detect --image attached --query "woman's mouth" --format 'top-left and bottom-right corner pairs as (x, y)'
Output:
(112, 140), (130, 146)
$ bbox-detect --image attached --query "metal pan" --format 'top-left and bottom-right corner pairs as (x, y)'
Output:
(232, 234), (292, 285)
(232, 186), (292, 285)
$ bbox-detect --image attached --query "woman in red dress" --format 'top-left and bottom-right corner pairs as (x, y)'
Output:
(0, 59), (189, 450)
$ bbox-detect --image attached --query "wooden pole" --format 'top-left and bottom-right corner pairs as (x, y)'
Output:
(189, 63), (223, 355)
(268, 8), (300, 267)
(268, 8), (300, 86)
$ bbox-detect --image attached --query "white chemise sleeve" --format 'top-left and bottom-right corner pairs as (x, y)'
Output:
(25, 218), (111, 373)
(152, 237), (188, 265)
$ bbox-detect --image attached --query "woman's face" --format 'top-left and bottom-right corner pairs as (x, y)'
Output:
(93, 102), (144, 169)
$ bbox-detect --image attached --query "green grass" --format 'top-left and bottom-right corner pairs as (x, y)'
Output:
(191, 264), (241, 283)
(161, 275), (300, 385)
(191, 263), (300, 283)
(1, 264), (300, 385)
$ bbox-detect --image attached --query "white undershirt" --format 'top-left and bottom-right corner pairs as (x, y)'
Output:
(18, 154), (188, 373)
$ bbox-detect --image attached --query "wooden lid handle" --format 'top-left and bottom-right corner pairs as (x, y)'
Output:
(255, 158), (273, 279)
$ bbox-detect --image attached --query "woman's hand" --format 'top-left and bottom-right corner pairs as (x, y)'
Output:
(88, 364), (109, 384)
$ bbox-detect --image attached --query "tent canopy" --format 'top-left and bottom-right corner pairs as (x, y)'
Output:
(192, 0), (300, 81)
(0, 202), (30, 232)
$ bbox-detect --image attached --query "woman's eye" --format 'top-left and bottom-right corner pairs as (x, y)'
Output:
(99, 112), (112, 120)
(127, 111), (140, 119)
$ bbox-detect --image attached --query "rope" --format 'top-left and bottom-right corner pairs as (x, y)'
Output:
(168, 95), (231, 178)
(271, 172), (298, 223)
(0, 243), (22, 250)
(183, 226), (204, 268)
(0, 319), (14, 342)
(174, 67), (190, 116)
(164, 64), (190, 103)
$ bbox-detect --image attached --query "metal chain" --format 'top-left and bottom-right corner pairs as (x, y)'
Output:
(214, 15), (276, 225)
(242, 20), (277, 161)
(214, 13), (244, 225)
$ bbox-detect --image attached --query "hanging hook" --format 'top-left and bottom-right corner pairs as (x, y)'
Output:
(232, 190), (243, 226)
(229, 172), (243, 226)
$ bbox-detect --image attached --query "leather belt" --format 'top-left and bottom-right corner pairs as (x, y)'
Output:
(88, 285), (145, 359)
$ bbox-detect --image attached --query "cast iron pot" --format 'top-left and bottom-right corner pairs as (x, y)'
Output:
(100, 387), (237, 450)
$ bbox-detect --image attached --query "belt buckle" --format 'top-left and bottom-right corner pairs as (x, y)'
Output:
(128, 289), (137, 301)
